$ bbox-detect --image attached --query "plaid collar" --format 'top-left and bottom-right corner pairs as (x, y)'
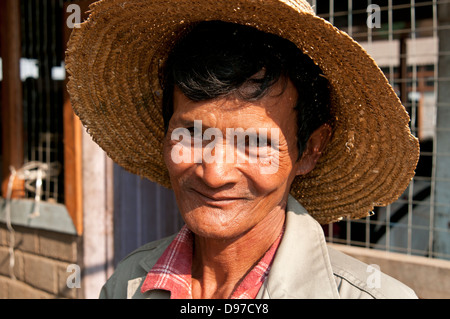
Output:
(141, 224), (284, 299)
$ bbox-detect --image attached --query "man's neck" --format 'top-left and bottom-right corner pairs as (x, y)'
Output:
(190, 205), (285, 299)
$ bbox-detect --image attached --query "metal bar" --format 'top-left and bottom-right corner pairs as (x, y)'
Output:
(388, 0), (394, 86)
(347, 0), (352, 37)
(329, 0), (334, 25)
(428, 0), (439, 258)
(406, 0), (417, 256)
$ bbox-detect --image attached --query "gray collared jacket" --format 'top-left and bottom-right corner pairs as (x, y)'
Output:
(99, 195), (417, 299)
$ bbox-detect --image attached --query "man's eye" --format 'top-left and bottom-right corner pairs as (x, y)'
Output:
(186, 127), (204, 143)
(244, 136), (271, 148)
(186, 127), (195, 136)
(244, 136), (256, 147)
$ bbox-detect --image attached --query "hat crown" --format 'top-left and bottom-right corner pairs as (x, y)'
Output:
(280, 0), (315, 15)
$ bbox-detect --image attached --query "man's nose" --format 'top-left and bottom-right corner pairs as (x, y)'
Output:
(194, 154), (242, 189)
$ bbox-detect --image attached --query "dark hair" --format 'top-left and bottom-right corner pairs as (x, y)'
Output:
(161, 21), (331, 157)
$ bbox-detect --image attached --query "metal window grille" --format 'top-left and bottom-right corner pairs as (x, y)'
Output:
(311, 0), (450, 260)
(20, 0), (65, 203)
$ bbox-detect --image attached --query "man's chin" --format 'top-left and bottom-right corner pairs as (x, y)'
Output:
(183, 213), (251, 242)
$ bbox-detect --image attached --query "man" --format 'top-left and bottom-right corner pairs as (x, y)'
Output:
(66, 0), (420, 299)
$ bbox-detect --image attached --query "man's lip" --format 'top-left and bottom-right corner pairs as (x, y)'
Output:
(191, 189), (245, 202)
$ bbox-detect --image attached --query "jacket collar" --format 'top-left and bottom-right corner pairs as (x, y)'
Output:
(256, 195), (340, 299)
(128, 236), (175, 299)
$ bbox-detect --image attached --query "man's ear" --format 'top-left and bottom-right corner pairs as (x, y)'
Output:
(295, 123), (332, 176)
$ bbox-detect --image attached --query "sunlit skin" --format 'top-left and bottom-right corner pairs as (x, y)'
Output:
(163, 77), (331, 299)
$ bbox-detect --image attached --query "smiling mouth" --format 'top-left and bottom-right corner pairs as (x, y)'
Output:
(191, 189), (245, 204)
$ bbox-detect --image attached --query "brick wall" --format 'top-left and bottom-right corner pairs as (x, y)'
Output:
(0, 223), (82, 299)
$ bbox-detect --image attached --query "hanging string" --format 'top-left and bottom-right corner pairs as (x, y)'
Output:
(4, 161), (61, 280)
(5, 170), (17, 280)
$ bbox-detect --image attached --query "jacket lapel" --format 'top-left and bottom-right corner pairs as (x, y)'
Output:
(127, 276), (171, 299)
(257, 195), (340, 299)
(126, 235), (175, 299)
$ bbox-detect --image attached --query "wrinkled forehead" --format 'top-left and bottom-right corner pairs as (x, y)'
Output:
(171, 79), (299, 137)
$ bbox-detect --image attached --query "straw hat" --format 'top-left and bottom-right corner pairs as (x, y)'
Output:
(65, 0), (420, 224)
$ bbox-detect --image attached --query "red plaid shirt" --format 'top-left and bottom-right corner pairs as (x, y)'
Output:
(141, 225), (284, 299)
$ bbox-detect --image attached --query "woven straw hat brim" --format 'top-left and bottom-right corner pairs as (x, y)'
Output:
(65, 0), (420, 224)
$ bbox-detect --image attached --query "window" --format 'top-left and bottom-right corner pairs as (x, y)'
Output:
(21, 0), (66, 203)
(1, 0), (85, 234)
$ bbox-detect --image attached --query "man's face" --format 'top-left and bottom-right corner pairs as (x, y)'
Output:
(163, 78), (304, 240)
